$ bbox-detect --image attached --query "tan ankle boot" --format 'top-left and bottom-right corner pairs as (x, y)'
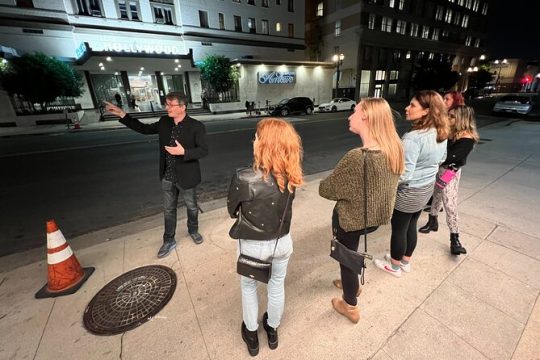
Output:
(332, 279), (362, 297)
(331, 297), (360, 323)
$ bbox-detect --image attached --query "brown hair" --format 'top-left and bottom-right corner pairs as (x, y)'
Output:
(166, 92), (187, 106)
(412, 90), (449, 143)
(448, 105), (480, 142)
(359, 98), (404, 175)
(253, 118), (304, 192)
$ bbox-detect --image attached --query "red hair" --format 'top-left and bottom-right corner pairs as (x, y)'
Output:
(253, 118), (304, 192)
(444, 91), (465, 110)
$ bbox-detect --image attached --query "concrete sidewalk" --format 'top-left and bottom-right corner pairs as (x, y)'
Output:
(1, 120), (539, 359)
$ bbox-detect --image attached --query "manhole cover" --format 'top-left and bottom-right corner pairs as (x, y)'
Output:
(83, 265), (177, 335)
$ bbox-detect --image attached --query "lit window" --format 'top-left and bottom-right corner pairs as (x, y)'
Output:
(317, 2), (323, 16)
(406, 51), (411, 59)
(152, 4), (174, 25)
(368, 14), (376, 29)
(335, 20), (341, 36)
(465, 35), (472, 46)
(421, 25), (429, 39)
(398, 0), (405, 10)
(262, 0), (269, 7)
(458, 0), (464, 5)
(390, 70), (399, 80)
(444, 9), (452, 23)
(410, 23), (419, 37)
(381, 17), (392, 32)
(474, 38), (480, 47)
(389, 0), (395, 8)
(453, 12), (461, 26)
(218, 13), (225, 29)
(199, 10), (209, 28)
(465, 0), (472, 9)
(462, 14), (469, 27)
(431, 28), (439, 40)
(261, 19), (269, 34)
(448, 0), (454, 3)
(375, 70), (386, 81)
(396, 20), (406, 34)
(442, 29), (449, 37)
(435, 6), (443, 20)
(428, 52), (434, 60)
(276, 22), (281, 32)
(481, 2), (488, 15)
(472, 0), (479, 11)
(248, 17), (256, 33)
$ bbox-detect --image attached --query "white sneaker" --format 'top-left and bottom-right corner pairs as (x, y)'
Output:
(384, 254), (411, 273)
(374, 258), (402, 277)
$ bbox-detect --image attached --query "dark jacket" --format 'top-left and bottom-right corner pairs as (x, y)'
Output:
(227, 168), (294, 240)
(120, 114), (208, 189)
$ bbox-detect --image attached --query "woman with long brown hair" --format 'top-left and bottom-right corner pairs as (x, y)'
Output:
(227, 118), (303, 356)
(319, 98), (403, 323)
(374, 90), (449, 277)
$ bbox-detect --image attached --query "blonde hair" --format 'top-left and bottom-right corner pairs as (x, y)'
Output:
(412, 90), (449, 143)
(448, 105), (480, 142)
(253, 118), (304, 192)
(360, 98), (404, 175)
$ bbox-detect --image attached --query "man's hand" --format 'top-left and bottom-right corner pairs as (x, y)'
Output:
(104, 101), (127, 118)
(165, 140), (185, 155)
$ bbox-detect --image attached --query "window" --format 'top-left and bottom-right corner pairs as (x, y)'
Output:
(360, 70), (371, 97)
(428, 52), (434, 60)
(288, 23), (294, 37)
(431, 28), (439, 40)
(335, 20), (341, 36)
(481, 2), (488, 15)
(262, 0), (269, 6)
(389, 0), (395, 7)
(406, 51), (411, 59)
(381, 17), (392, 32)
(152, 4), (174, 25)
(288, 0), (294, 12)
(398, 0), (405, 9)
(472, 0), (479, 11)
(421, 25), (429, 38)
(390, 70), (399, 80)
(276, 0), (281, 4)
(317, 2), (323, 16)
(368, 14), (376, 29)
(435, 6), (443, 20)
(234, 15), (242, 32)
(453, 12), (461, 25)
(276, 22), (281, 32)
(199, 10), (209, 28)
(465, 35), (472, 46)
(410, 23), (419, 37)
(375, 70), (386, 81)
(448, 0), (454, 2)
(248, 17), (256, 33)
(396, 20), (406, 34)
(462, 14), (469, 27)
(16, 0), (34, 8)
(444, 8), (452, 23)
(474, 38), (480, 47)
(117, 1), (140, 21)
(442, 29), (449, 37)
(261, 19), (269, 34)
(458, 0), (464, 5)
(465, 0), (472, 9)
(233, 0), (240, 2)
(218, 13), (225, 29)
(76, 0), (102, 16)
(248, 0), (255, 4)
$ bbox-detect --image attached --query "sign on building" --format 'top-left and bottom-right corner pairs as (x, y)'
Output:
(258, 71), (296, 84)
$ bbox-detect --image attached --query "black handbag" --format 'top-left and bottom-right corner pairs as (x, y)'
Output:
(236, 192), (292, 284)
(329, 150), (373, 283)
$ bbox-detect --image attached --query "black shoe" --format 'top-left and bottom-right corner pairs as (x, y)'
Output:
(450, 233), (467, 255)
(419, 215), (438, 234)
(241, 322), (259, 356)
(189, 232), (203, 244)
(157, 241), (177, 258)
(262, 312), (278, 350)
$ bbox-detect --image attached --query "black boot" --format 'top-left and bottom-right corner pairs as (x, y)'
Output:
(263, 312), (278, 350)
(450, 233), (467, 255)
(241, 322), (259, 356)
(419, 215), (439, 233)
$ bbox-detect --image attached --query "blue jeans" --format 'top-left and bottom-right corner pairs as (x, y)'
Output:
(162, 179), (198, 243)
(238, 233), (293, 331)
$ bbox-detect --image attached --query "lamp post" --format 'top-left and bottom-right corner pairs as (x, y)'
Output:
(332, 53), (344, 98)
(493, 59), (508, 93)
(466, 66), (478, 99)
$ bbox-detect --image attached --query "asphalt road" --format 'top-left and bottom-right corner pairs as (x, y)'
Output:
(0, 111), (505, 256)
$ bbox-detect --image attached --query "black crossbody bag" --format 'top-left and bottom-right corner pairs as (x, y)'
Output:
(330, 150), (373, 284)
(237, 192), (292, 284)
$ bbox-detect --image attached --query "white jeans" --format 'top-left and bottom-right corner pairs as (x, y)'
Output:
(238, 233), (293, 331)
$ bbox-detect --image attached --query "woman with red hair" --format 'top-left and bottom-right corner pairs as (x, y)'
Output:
(227, 118), (303, 356)
(443, 91), (465, 110)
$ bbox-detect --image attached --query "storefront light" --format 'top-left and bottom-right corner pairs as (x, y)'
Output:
(98, 62), (103, 67)
(160, 72), (164, 75)
(175, 59), (179, 63)
(114, 72), (119, 75)
(174, 68), (179, 71)
(100, 66), (105, 71)
(140, 67), (144, 71)
(106, 56), (112, 62)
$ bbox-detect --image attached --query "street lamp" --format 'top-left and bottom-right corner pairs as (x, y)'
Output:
(493, 59), (508, 93)
(332, 53), (344, 98)
(466, 66), (479, 98)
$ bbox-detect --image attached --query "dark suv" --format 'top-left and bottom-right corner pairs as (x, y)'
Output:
(270, 97), (314, 116)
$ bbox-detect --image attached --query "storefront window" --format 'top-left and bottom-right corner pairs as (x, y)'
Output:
(91, 74), (127, 107)
(128, 74), (161, 111)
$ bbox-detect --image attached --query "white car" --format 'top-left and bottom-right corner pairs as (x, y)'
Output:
(318, 98), (356, 112)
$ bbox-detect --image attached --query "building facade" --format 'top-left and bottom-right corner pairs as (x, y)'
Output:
(0, 0), (333, 126)
(306, 0), (493, 100)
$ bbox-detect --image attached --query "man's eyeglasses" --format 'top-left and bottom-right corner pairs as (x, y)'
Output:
(165, 103), (184, 108)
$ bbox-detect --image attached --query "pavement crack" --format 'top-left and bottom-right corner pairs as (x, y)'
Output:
(0, 277), (5, 289)
(119, 333), (124, 359)
(32, 299), (56, 360)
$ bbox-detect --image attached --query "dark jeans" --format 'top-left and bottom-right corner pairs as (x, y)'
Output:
(332, 209), (378, 306)
(390, 208), (422, 261)
(162, 179), (198, 243)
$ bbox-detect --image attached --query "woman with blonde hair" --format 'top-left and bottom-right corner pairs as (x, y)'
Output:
(375, 90), (449, 277)
(419, 105), (479, 255)
(227, 118), (303, 356)
(319, 98), (403, 323)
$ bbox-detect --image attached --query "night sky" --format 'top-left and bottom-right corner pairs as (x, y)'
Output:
(486, 1), (540, 59)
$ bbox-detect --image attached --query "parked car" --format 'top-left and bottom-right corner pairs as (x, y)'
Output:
(269, 97), (314, 116)
(318, 98), (356, 112)
(492, 94), (539, 116)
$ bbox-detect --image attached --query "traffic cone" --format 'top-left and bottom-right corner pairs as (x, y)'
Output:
(35, 220), (94, 299)
(73, 119), (81, 130)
